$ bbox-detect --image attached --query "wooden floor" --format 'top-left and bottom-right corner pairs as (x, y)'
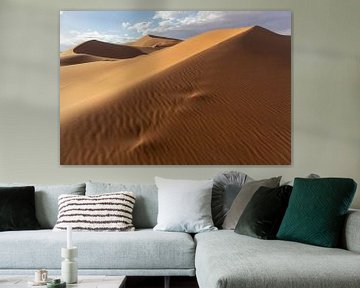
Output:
(126, 276), (199, 288)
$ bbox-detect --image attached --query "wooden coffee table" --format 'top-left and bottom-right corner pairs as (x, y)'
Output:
(0, 275), (126, 288)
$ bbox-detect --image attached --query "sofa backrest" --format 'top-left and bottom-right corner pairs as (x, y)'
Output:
(86, 181), (158, 229)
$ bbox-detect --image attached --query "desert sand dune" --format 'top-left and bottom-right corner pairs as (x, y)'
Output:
(60, 54), (111, 66)
(129, 34), (182, 48)
(73, 39), (146, 59)
(60, 36), (181, 66)
(60, 27), (252, 113)
(60, 26), (291, 165)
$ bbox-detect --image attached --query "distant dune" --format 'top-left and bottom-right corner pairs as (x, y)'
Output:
(60, 35), (181, 66)
(60, 53), (109, 66)
(73, 40), (146, 58)
(129, 34), (182, 48)
(60, 26), (291, 165)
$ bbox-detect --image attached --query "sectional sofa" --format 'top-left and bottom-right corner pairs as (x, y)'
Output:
(0, 181), (360, 288)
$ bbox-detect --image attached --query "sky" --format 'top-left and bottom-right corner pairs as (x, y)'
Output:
(60, 11), (291, 51)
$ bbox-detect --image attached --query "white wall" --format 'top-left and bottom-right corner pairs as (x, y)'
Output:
(0, 0), (359, 208)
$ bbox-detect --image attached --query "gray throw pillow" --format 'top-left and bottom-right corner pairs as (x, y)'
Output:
(0, 183), (85, 228)
(212, 171), (251, 228)
(222, 177), (281, 230)
(153, 177), (217, 233)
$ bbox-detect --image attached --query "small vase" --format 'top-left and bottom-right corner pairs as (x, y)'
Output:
(61, 247), (78, 284)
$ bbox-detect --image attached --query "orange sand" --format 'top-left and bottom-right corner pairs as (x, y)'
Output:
(60, 27), (291, 165)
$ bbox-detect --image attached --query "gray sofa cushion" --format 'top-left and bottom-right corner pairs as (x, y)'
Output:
(195, 230), (360, 288)
(342, 209), (360, 253)
(86, 182), (158, 229)
(0, 183), (85, 228)
(0, 229), (195, 271)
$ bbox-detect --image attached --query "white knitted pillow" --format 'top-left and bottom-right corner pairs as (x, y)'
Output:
(53, 192), (135, 231)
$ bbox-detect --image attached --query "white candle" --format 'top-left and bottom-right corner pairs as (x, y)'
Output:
(67, 225), (72, 249)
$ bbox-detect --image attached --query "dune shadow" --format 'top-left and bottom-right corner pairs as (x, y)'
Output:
(73, 40), (146, 59)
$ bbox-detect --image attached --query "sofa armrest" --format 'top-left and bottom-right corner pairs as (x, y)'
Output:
(342, 209), (360, 253)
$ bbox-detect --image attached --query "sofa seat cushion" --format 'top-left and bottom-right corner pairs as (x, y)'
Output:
(195, 230), (360, 288)
(0, 229), (195, 270)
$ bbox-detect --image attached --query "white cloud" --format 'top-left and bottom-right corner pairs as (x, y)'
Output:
(122, 22), (130, 28)
(128, 21), (153, 34)
(142, 11), (229, 37)
(60, 30), (136, 51)
(153, 11), (193, 20)
(129, 11), (291, 39)
(124, 11), (243, 36)
(155, 11), (253, 33)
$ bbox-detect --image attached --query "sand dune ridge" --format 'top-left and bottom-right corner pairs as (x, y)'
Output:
(129, 34), (182, 48)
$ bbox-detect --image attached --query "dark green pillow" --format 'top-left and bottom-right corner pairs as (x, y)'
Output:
(235, 185), (292, 239)
(0, 186), (41, 231)
(277, 178), (357, 247)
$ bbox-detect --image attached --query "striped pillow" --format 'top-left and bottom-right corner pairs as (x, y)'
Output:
(53, 192), (135, 232)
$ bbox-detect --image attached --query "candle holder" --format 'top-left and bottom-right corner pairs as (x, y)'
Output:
(61, 247), (78, 284)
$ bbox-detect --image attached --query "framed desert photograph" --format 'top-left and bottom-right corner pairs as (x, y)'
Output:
(60, 11), (291, 165)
